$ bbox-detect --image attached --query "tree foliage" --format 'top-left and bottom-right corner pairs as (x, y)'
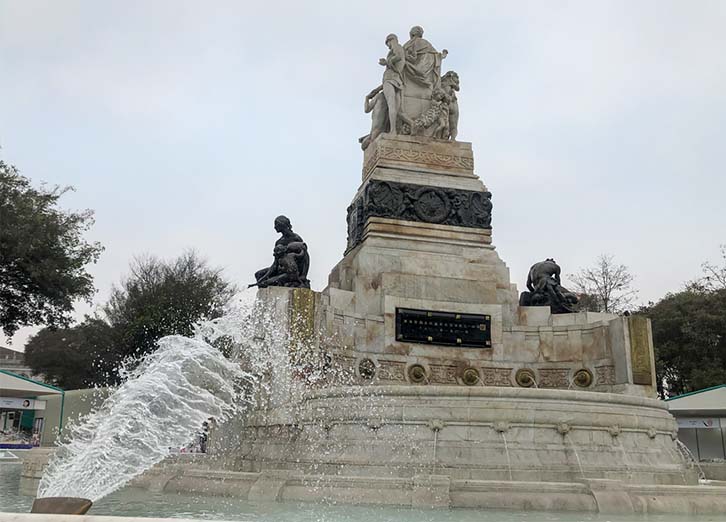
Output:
(570, 254), (637, 313)
(572, 292), (602, 313)
(24, 251), (236, 387)
(690, 244), (726, 291)
(104, 251), (237, 360)
(641, 288), (726, 398)
(24, 318), (117, 389)
(0, 161), (103, 338)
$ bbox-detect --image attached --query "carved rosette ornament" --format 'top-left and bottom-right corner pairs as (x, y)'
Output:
(407, 364), (428, 384)
(573, 369), (593, 388)
(461, 368), (480, 386)
(413, 188), (450, 223)
(358, 358), (376, 380)
(346, 180), (492, 251)
(515, 368), (536, 388)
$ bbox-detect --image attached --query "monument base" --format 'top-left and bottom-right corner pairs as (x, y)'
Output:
(218, 385), (693, 485)
(127, 382), (726, 514)
(132, 132), (702, 513)
(316, 134), (657, 397)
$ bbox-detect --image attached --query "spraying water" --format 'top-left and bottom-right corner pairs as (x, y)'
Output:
(37, 291), (270, 502)
(675, 439), (707, 482)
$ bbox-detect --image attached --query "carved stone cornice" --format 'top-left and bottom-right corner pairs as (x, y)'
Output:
(364, 144), (475, 176)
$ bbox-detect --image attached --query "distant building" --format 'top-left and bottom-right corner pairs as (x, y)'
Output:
(0, 370), (63, 447)
(667, 385), (726, 461)
(34, 388), (110, 446)
(0, 346), (34, 379)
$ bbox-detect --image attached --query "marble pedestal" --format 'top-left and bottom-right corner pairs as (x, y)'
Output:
(143, 135), (726, 514)
(324, 135), (516, 378)
(318, 135), (656, 397)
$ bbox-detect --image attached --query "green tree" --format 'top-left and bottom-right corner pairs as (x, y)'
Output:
(642, 288), (726, 398)
(570, 254), (637, 313)
(24, 251), (236, 387)
(103, 250), (236, 360)
(24, 318), (117, 389)
(691, 244), (726, 291)
(0, 161), (103, 338)
(572, 292), (602, 312)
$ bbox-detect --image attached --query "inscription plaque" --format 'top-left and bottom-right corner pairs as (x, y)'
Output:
(395, 308), (492, 348)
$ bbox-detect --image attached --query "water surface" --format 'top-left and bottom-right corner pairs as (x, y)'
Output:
(1, 463), (723, 522)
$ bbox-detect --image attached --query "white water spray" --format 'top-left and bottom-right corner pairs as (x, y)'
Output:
(37, 292), (267, 502)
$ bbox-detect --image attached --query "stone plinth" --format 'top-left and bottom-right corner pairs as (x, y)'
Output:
(362, 134), (476, 182)
(328, 134), (518, 367)
(317, 134), (657, 397)
(195, 134), (687, 514)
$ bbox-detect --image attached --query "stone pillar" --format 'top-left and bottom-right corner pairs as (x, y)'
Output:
(289, 287), (317, 363)
(609, 315), (658, 397)
(325, 134), (517, 362)
(250, 287), (320, 421)
(627, 315), (657, 388)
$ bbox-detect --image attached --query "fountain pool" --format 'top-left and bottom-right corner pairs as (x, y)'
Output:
(1, 463), (724, 522)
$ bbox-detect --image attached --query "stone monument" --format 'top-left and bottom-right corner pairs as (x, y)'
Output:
(135, 27), (726, 515)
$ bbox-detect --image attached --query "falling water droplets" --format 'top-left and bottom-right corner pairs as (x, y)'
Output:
(37, 292), (268, 501)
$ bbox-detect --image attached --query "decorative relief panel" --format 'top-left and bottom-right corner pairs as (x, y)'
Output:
(595, 365), (616, 385)
(376, 360), (407, 382)
(346, 179), (492, 251)
(363, 145), (474, 176)
(538, 368), (570, 388)
(429, 364), (458, 384)
(481, 367), (513, 387)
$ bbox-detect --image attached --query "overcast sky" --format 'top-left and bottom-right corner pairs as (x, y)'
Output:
(2, 1), (725, 349)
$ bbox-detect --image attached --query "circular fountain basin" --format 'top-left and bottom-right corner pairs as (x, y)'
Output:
(238, 385), (691, 486)
(121, 386), (726, 514)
